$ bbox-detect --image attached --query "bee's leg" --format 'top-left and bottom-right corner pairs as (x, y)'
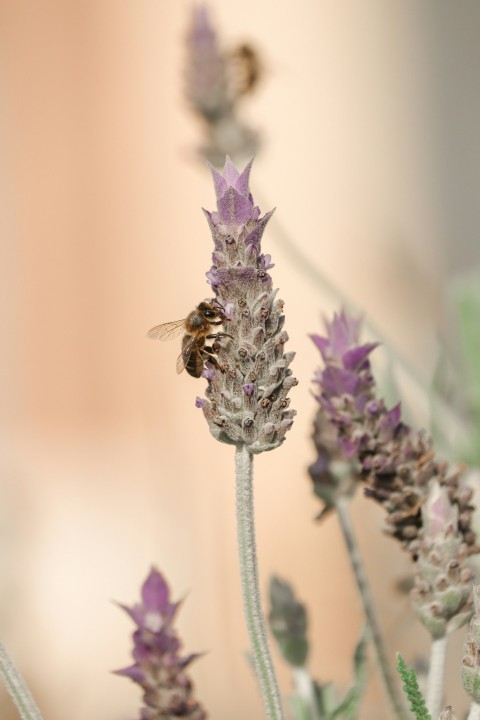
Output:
(209, 319), (224, 326)
(201, 348), (221, 369)
(206, 332), (233, 340)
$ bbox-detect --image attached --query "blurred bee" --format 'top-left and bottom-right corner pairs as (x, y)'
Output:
(227, 43), (262, 97)
(147, 300), (229, 378)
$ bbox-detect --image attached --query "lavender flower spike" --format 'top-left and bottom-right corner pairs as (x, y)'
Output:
(115, 568), (207, 720)
(200, 157), (297, 453)
(311, 310), (478, 557)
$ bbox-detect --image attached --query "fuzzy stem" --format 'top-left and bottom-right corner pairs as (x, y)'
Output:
(426, 636), (447, 719)
(335, 498), (407, 720)
(235, 444), (285, 720)
(0, 643), (44, 720)
(292, 666), (320, 720)
(468, 702), (480, 720)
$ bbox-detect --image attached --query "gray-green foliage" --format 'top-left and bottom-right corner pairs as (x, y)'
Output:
(268, 576), (367, 720)
(269, 576), (308, 668)
(312, 628), (368, 720)
(396, 653), (431, 720)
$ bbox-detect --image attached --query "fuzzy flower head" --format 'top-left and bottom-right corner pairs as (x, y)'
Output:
(411, 482), (474, 638)
(199, 157), (297, 453)
(311, 310), (479, 557)
(115, 568), (206, 720)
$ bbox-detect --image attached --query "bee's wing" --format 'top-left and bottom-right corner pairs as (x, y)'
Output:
(176, 351), (186, 375)
(176, 335), (196, 375)
(147, 319), (185, 341)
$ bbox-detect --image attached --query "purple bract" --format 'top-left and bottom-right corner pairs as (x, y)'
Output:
(115, 568), (207, 720)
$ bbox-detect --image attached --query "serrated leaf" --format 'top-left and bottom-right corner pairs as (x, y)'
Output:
(268, 576), (309, 668)
(396, 653), (431, 720)
(278, 637), (309, 668)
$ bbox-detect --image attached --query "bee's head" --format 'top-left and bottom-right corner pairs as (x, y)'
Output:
(198, 300), (221, 320)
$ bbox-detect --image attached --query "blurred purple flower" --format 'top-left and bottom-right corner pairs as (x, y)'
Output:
(311, 310), (478, 557)
(115, 568), (207, 720)
(185, 5), (260, 165)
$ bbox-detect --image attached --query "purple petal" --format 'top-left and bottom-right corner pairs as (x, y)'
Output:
(244, 208), (275, 252)
(222, 156), (240, 187)
(190, 5), (215, 45)
(326, 311), (362, 359)
(179, 652), (203, 669)
(113, 663), (145, 682)
(365, 399), (380, 414)
(208, 163), (228, 201)
(116, 602), (144, 627)
(202, 362), (216, 380)
(321, 366), (360, 397)
(217, 186), (254, 226)
(222, 301), (235, 319)
(343, 342), (378, 370)
(195, 397), (205, 408)
(388, 402), (401, 427)
(235, 158), (254, 197)
(310, 334), (329, 357)
(262, 253), (274, 270)
(355, 391), (372, 413)
(339, 437), (359, 459)
(141, 568), (169, 613)
(206, 268), (221, 288)
(243, 383), (255, 396)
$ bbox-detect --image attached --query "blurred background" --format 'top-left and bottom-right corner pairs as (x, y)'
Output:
(0, 1), (479, 718)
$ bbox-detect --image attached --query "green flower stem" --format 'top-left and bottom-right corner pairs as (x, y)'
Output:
(426, 637), (447, 719)
(292, 666), (320, 720)
(335, 498), (407, 720)
(0, 643), (44, 720)
(235, 444), (285, 720)
(468, 702), (480, 720)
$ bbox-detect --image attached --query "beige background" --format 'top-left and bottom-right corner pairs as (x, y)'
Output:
(0, 1), (479, 719)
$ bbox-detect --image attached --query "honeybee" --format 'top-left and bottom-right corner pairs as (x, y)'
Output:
(228, 43), (262, 97)
(147, 300), (229, 378)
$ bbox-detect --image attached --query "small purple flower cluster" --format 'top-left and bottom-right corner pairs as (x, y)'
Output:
(115, 568), (206, 720)
(311, 311), (477, 556)
(199, 157), (297, 453)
